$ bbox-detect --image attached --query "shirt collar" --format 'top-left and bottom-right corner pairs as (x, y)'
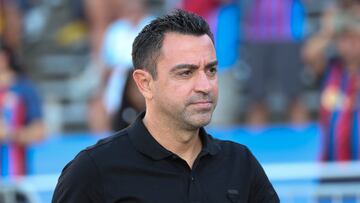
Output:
(127, 112), (220, 161)
(199, 127), (221, 156)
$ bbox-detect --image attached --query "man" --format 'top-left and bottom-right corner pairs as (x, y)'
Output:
(52, 9), (279, 203)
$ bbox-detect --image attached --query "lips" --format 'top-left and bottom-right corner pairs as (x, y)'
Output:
(192, 101), (212, 104)
(189, 101), (213, 108)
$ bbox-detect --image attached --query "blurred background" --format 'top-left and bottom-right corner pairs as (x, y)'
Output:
(1, 0), (360, 202)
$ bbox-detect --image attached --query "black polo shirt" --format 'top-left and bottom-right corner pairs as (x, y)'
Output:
(52, 114), (279, 203)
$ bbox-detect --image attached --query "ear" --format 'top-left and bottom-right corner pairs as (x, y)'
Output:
(133, 69), (153, 100)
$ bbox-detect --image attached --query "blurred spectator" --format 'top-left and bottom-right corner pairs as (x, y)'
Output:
(83, 0), (112, 61)
(240, 0), (308, 125)
(180, 0), (241, 125)
(88, 0), (151, 133)
(303, 0), (360, 161)
(0, 0), (22, 52)
(0, 41), (44, 176)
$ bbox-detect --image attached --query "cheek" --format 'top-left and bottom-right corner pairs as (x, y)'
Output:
(153, 80), (187, 104)
(212, 78), (219, 95)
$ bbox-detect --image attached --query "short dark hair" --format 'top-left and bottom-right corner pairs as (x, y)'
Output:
(132, 9), (214, 78)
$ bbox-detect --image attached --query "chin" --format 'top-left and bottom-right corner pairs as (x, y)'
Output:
(187, 113), (212, 128)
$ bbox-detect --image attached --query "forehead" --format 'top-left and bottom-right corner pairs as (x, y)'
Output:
(158, 32), (216, 65)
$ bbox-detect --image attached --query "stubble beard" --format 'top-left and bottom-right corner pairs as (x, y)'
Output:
(181, 108), (215, 130)
(178, 95), (217, 130)
(156, 92), (218, 130)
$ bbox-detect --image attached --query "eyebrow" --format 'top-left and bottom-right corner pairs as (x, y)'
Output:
(205, 60), (218, 68)
(170, 60), (218, 73)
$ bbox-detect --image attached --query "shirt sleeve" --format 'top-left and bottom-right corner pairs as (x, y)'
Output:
(247, 148), (280, 203)
(52, 150), (104, 203)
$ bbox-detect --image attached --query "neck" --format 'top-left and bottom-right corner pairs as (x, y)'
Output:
(143, 109), (202, 168)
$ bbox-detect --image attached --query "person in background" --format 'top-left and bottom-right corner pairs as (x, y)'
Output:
(88, 0), (151, 133)
(303, 0), (360, 161)
(0, 0), (22, 52)
(83, 0), (111, 62)
(0, 41), (44, 176)
(241, 0), (308, 125)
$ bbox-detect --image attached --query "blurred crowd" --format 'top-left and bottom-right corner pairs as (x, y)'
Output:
(1, 0), (360, 177)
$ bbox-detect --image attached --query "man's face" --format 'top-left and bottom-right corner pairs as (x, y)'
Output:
(151, 32), (218, 130)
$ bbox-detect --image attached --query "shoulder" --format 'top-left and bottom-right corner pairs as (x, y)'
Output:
(53, 149), (104, 202)
(10, 76), (41, 103)
(82, 129), (132, 160)
(11, 76), (40, 100)
(213, 138), (253, 159)
(210, 136), (265, 171)
(52, 130), (132, 202)
(12, 76), (37, 90)
(59, 129), (131, 175)
(60, 130), (130, 174)
(207, 136), (261, 170)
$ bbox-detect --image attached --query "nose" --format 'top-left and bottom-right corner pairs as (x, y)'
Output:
(194, 71), (212, 94)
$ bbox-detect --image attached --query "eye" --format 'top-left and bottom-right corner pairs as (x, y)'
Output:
(179, 70), (193, 77)
(207, 66), (217, 77)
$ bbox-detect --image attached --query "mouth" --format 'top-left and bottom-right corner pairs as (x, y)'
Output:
(189, 101), (213, 109)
